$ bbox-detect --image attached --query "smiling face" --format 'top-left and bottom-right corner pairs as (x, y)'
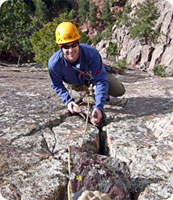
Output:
(60, 41), (80, 63)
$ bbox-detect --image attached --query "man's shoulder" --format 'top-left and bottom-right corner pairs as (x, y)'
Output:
(80, 43), (98, 55)
(48, 49), (62, 69)
(80, 43), (96, 50)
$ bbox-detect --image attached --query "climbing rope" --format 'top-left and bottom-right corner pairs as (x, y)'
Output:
(67, 94), (91, 200)
(67, 89), (92, 200)
(80, 94), (90, 148)
(67, 146), (71, 200)
(67, 66), (93, 199)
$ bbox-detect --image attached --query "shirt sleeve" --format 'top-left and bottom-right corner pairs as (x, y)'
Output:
(48, 56), (74, 105)
(90, 52), (108, 111)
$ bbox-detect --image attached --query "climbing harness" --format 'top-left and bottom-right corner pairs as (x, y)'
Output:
(71, 66), (93, 81)
(71, 66), (93, 89)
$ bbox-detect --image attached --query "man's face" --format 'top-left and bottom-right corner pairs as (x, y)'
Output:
(60, 41), (80, 63)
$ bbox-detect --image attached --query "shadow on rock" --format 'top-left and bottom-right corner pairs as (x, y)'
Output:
(107, 97), (173, 118)
(130, 177), (163, 200)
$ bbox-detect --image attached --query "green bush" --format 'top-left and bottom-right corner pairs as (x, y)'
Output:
(113, 57), (127, 70)
(79, 32), (92, 45)
(106, 42), (118, 57)
(101, 0), (113, 26)
(89, 2), (98, 28)
(31, 20), (58, 68)
(92, 33), (103, 46)
(102, 25), (113, 40)
(78, 0), (89, 23)
(115, 4), (132, 28)
(153, 65), (167, 77)
(0, 0), (34, 61)
(129, 0), (160, 44)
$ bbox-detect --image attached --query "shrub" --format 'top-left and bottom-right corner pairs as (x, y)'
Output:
(153, 65), (167, 77)
(102, 25), (113, 40)
(92, 33), (103, 46)
(113, 57), (127, 70)
(78, 0), (89, 23)
(101, 0), (113, 26)
(129, 0), (160, 44)
(115, 4), (132, 28)
(89, 2), (98, 28)
(106, 42), (118, 57)
(31, 20), (58, 68)
(79, 32), (92, 45)
(0, 0), (34, 61)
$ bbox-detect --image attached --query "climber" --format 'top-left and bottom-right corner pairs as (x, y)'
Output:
(48, 22), (125, 125)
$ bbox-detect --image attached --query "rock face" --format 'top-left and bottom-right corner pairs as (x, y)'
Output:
(69, 146), (131, 200)
(96, 0), (173, 76)
(105, 71), (173, 199)
(0, 62), (173, 199)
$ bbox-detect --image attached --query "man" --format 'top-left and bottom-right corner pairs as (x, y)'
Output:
(48, 22), (125, 125)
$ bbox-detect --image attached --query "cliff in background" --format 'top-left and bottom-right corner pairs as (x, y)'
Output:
(96, 0), (173, 76)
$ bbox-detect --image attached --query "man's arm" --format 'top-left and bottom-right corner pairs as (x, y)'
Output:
(90, 53), (108, 124)
(90, 54), (108, 111)
(48, 59), (74, 105)
(48, 59), (81, 113)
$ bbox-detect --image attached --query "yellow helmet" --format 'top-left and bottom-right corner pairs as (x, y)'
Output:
(55, 22), (80, 44)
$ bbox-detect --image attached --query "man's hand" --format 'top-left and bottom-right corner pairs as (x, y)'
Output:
(91, 108), (102, 125)
(67, 101), (81, 114)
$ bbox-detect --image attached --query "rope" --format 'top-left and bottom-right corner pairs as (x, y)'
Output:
(67, 94), (91, 199)
(67, 146), (71, 200)
(80, 95), (90, 148)
(67, 70), (92, 199)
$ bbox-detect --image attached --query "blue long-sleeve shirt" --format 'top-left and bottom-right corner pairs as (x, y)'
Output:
(48, 43), (108, 111)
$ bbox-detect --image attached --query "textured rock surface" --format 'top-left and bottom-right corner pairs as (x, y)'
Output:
(0, 63), (173, 199)
(104, 70), (173, 199)
(69, 146), (131, 200)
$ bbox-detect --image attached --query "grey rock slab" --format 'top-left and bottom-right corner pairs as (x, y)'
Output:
(0, 133), (68, 200)
(104, 71), (173, 199)
(0, 68), (70, 200)
(0, 133), (49, 179)
(0, 158), (68, 200)
(52, 115), (99, 154)
(1, 63), (173, 200)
